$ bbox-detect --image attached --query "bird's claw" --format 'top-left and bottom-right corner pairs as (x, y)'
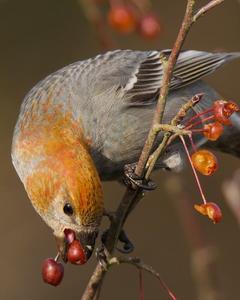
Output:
(116, 230), (134, 254)
(101, 229), (135, 255)
(123, 163), (157, 191)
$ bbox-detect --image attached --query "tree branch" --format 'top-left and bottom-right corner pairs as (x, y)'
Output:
(109, 256), (177, 300)
(81, 1), (225, 299)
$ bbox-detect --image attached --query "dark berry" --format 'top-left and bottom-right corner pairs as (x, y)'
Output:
(42, 258), (64, 286)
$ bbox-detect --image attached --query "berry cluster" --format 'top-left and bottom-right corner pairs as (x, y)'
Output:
(98, 0), (161, 39)
(180, 99), (239, 223)
(42, 229), (87, 286)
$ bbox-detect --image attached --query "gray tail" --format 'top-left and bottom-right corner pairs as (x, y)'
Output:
(171, 51), (240, 91)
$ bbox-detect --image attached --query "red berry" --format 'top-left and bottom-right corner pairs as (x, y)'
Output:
(213, 100), (239, 125)
(191, 149), (218, 176)
(108, 5), (136, 34)
(64, 228), (76, 245)
(42, 258), (64, 286)
(224, 101), (239, 115)
(67, 240), (86, 265)
(194, 202), (222, 224)
(203, 122), (223, 141)
(138, 14), (161, 39)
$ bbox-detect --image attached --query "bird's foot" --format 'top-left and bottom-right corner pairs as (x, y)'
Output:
(101, 229), (134, 255)
(116, 229), (134, 254)
(123, 163), (157, 191)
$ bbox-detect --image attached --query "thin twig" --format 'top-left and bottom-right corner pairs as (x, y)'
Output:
(193, 0), (224, 22)
(109, 257), (177, 300)
(145, 94), (203, 178)
(81, 1), (225, 299)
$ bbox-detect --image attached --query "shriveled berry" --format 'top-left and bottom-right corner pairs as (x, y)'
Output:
(213, 100), (230, 125)
(67, 240), (86, 265)
(224, 101), (239, 116)
(203, 122), (223, 141)
(138, 14), (161, 39)
(191, 149), (218, 176)
(42, 258), (64, 286)
(194, 202), (222, 224)
(108, 5), (136, 34)
(213, 100), (239, 125)
(64, 228), (76, 244)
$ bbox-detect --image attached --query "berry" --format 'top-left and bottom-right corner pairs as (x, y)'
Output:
(224, 101), (239, 114)
(213, 100), (239, 125)
(203, 122), (223, 141)
(108, 5), (136, 34)
(64, 228), (76, 244)
(42, 258), (64, 286)
(194, 202), (222, 224)
(138, 14), (161, 39)
(191, 149), (218, 176)
(67, 240), (87, 265)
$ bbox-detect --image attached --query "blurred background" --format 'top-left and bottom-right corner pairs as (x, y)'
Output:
(1, 0), (240, 299)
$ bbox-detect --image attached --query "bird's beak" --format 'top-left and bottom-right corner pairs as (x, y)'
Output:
(76, 230), (98, 261)
(55, 230), (98, 263)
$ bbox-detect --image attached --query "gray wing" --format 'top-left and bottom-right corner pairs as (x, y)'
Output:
(72, 49), (240, 105)
(71, 50), (239, 178)
(122, 49), (240, 106)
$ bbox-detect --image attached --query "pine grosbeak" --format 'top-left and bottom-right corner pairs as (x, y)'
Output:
(11, 49), (240, 260)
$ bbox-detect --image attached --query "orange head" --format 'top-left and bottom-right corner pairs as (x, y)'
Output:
(12, 105), (104, 260)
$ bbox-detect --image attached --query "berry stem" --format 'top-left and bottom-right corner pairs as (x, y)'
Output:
(186, 115), (215, 129)
(54, 252), (60, 262)
(139, 269), (145, 300)
(191, 128), (205, 133)
(179, 135), (207, 204)
(184, 107), (213, 127)
(188, 133), (197, 153)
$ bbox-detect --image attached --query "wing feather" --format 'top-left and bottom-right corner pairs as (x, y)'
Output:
(124, 50), (240, 105)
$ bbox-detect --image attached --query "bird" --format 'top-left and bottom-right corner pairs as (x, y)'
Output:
(11, 49), (240, 261)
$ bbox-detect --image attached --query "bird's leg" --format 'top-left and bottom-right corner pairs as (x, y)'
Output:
(116, 230), (134, 254)
(96, 229), (134, 270)
(102, 210), (135, 254)
(101, 228), (134, 254)
(123, 162), (157, 191)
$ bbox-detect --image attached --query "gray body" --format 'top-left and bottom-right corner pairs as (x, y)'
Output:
(12, 50), (240, 181)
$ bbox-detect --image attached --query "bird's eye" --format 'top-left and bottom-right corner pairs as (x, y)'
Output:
(63, 203), (74, 216)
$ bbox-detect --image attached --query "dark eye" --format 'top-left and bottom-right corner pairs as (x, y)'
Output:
(63, 203), (74, 216)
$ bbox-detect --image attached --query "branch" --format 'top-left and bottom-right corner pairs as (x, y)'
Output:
(81, 1), (225, 299)
(145, 93), (203, 178)
(193, 0), (224, 22)
(109, 256), (177, 300)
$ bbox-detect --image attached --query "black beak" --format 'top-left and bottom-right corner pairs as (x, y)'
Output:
(55, 230), (98, 263)
(77, 230), (98, 261)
